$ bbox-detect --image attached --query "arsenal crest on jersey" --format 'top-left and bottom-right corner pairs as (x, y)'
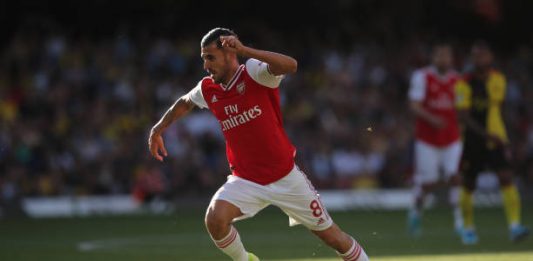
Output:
(237, 82), (246, 94)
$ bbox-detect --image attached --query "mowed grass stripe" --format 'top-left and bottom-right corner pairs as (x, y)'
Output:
(0, 207), (531, 261)
(279, 251), (533, 261)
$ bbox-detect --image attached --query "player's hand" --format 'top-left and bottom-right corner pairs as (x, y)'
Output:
(429, 116), (446, 129)
(148, 130), (168, 162)
(220, 35), (245, 56)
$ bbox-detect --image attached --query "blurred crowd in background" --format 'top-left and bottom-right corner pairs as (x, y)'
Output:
(1, 0), (532, 205)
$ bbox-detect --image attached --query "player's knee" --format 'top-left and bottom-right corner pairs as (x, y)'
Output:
(204, 207), (229, 234)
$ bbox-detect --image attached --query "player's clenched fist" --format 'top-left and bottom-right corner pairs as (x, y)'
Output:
(220, 35), (245, 55)
(148, 130), (168, 162)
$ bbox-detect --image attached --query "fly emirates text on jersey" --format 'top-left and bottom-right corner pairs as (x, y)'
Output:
(221, 104), (263, 131)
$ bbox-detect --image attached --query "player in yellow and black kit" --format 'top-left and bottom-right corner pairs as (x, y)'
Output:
(455, 42), (529, 244)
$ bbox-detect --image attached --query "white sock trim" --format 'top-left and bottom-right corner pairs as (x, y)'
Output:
(338, 237), (362, 261)
(214, 226), (238, 248)
(212, 226), (248, 261)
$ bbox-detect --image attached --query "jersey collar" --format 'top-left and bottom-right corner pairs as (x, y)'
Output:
(220, 65), (245, 91)
(429, 66), (456, 81)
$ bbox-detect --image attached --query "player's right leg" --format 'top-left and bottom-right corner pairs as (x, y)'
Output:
(205, 200), (250, 261)
(459, 183), (478, 245)
(458, 143), (481, 245)
(408, 140), (440, 237)
(206, 176), (269, 261)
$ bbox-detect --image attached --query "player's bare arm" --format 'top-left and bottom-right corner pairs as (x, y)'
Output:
(410, 101), (445, 129)
(220, 35), (297, 75)
(148, 96), (195, 161)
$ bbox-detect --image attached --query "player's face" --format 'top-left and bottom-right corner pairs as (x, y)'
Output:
(472, 46), (493, 70)
(201, 42), (231, 84)
(432, 46), (453, 72)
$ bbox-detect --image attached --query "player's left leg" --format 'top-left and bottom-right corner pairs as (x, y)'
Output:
(496, 168), (530, 242)
(447, 174), (463, 233)
(312, 224), (369, 261)
(270, 165), (369, 260)
(490, 147), (530, 242)
(441, 140), (464, 233)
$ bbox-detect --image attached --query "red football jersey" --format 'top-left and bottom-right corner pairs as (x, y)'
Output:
(186, 59), (296, 185)
(408, 67), (461, 146)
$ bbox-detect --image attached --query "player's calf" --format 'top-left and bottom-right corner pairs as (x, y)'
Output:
(312, 224), (369, 261)
(338, 237), (368, 261)
(205, 200), (252, 261)
(205, 200), (242, 239)
(210, 225), (250, 261)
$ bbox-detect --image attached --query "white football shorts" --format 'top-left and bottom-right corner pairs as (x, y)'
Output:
(414, 139), (463, 184)
(210, 164), (333, 231)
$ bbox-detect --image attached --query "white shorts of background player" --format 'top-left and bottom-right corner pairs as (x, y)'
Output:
(414, 139), (463, 185)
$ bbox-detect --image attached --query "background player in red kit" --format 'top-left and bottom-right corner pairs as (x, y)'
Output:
(148, 28), (369, 261)
(407, 43), (463, 237)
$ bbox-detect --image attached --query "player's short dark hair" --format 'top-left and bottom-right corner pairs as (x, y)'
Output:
(201, 28), (238, 48)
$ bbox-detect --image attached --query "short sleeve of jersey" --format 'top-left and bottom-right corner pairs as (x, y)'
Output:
(408, 70), (426, 101)
(455, 80), (472, 110)
(245, 58), (284, 88)
(185, 81), (208, 109)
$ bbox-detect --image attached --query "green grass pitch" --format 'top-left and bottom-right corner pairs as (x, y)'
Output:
(0, 206), (531, 261)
